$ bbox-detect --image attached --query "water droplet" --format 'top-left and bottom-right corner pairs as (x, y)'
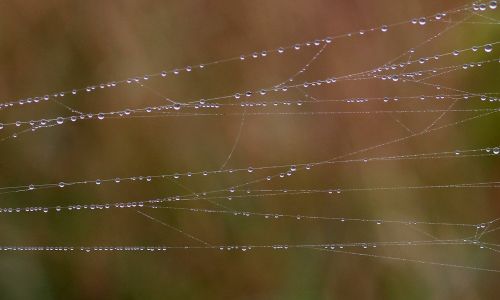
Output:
(381, 25), (388, 32)
(277, 47), (285, 54)
(95, 179), (102, 185)
(247, 167), (254, 173)
(58, 182), (65, 188)
(484, 44), (493, 53)
(28, 184), (35, 190)
(418, 17), (427, 25)
(173, 103), (181, 110)
(98, 113), (104, 120)
(490, 1), (497, 9)
(56, 117), (64, 125)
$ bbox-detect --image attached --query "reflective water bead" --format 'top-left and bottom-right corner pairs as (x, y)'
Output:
(484, 44), (493, 53)
(418, 17), (426, 25)
(173, 103), (181, 110)
(247, 167), (254, 173)
(381, 25), (388, 32)
(56, 117), (64, 124)
(58, 182), (65, 188)
(98, 113), (105, 120)
(95, 179), (102, 185)
(491, 1), (497, 9)
(277, 47), (285, 54)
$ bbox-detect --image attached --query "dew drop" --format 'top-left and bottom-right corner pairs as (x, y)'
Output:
(56, 117), (64, 125)
(98, 113), (105, 120)
(173, 103), (181, 110)
(418, 17), (426, 25)
(58, 182), (65, 188)
(381, 25), (388, 32)
(484, 44), (493, 53)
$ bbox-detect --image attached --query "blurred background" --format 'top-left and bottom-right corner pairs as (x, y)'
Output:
(0, 0), (499, 298)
